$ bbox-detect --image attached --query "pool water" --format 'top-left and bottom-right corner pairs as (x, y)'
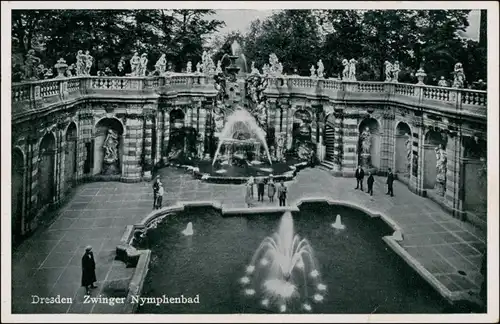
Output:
(137, 203), (451, 314)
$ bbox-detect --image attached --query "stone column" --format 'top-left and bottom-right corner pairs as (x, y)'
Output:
(444, 130), (465, 219)
(341, 114), (358, 177)
(410, 120), (426, 196)
(285, 105), (294, 150)
(380, 112), (395, 173)
(162, 109), (170, 162)
(197, 101), (207, 158)
(187, 106), (194, 128)
(332, 111), (344, 172)
(121, 117), (143, 182)
(143, 114), (153, 180)
(26, 136), (39, 232)
(154, 112), (162, 165)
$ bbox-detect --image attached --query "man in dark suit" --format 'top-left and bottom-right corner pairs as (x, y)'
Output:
(81, 246), (97, 295)
(354, 165), (365, 191)
(386, 168), (394, 197)
(152, 176), (160, 209)
(367, 172), (375, 196)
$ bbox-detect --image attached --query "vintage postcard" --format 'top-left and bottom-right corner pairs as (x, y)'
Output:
(1, 1), (498, 322)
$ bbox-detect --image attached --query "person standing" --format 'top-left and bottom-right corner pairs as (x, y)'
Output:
(386, 168), (394, 197)
(355, 165), (365, 191)
(245, 182), (253, 208)
(81, 246), (97, 295)
(257, 177), (265, 202)
(367, 172), (375, 196)
(156, 183), (164, 209)
(267, 177), (276, 203)
(278, 181), (287, 206)
(152, 176), (160, 209)
(248, 176), (255, 198)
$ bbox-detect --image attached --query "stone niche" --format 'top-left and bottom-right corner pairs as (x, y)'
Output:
(93, 117), (125, 176)
(358, 117), (381, 171)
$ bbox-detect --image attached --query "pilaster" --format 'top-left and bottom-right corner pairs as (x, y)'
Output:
(342, 114), (358, 177)
(122, 116), (143, 181)
(444, 130), (466, 219)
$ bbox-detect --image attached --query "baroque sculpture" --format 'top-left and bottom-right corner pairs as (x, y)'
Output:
(76, 50), (86, 76)
(84, 50), (93, 76)
(359, 127), (371, 167)
(138, 53), (148, 77)
(196, 62), (202, 74)
(24, 49), (41, 80)
(250, 61), (259, 75)
(452, 62), (466, 88)
(262, 64), (271, 75)
(117, 57), (126, 76)
(310, 65), (317, 78)
(435, 144), (447, 196)
(341, 59), (349, 80)
(102, 129), (120, 175)
(276, 133), (286, 162)
(268, 53), (283, 77)
(215, 60), (223, 74)
(155, 54), (167, 75)
(384, 61), (393, 82)
(438, 76), (448, 87)
(317, 59), (324, 78)
(186, 61), (192, 73)
(348, 58), (357, 81)
(391, 61), (400, 82)
(130, 52), (140, 76)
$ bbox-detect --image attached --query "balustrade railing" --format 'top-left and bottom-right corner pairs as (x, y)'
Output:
(11, 75), (487, 118)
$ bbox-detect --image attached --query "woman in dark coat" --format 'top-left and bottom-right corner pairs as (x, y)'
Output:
(81, 245), (97, 295)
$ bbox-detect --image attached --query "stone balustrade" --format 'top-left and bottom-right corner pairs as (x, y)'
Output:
(11, 74), (487, 121)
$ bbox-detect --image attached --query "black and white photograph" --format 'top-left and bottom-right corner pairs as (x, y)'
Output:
(1, 1), (498, 322)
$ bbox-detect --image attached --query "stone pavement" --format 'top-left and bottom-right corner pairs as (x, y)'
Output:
(11, 167), (486, 313)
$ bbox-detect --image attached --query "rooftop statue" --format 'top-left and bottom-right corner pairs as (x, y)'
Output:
(317, 59), (324, 78)
(391, 61), (400, 82)
(310, 65), (317, 78)
(341, 59), (349, 80)
(130, 52), (140, 76)
(384, 61), (393, 82)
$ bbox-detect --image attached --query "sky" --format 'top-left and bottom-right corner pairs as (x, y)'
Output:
(211, 9), (481, 41)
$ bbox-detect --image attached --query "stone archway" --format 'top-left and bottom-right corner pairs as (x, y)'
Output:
(358, 118), (381, 170)
(12, 148), (25, 244)
(394, 122), (412, 179)
(324, 113), (336, 161)
(94, 118), (124, 175)
(38, 133), (56, 207)
(423, 129), (447, 193)
(63, 122), (78, 194)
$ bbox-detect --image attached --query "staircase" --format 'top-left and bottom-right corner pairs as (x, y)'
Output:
(318, 160), (335, 171)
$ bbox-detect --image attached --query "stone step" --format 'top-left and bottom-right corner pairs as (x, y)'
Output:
(320, 160), (335, 170)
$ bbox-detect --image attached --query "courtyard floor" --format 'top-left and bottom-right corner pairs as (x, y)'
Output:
(11, 167), (486, 313)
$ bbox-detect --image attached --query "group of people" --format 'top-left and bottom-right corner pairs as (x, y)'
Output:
(245, 176), (288, 207)
(355, 165), (395, 197)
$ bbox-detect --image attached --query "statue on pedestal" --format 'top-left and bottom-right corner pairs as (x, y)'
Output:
(262, 64), (271, 76)
(75, 50), (86, 76)
(155, 54), (167, 75)
(186, 61), (192, 73)
(138, 53), (148, 77)
(348, 58), (357, 81)
(438, 76), (448, 87)
(269, 53), (282, 76)
(84, 50), (93, 76)
(196, 62), (202, 74)
(452, 62), (466, 88)
(405, 133), (412, 174)
(23, 49), (41, 80)
(341, 59), (349, 80)
(276, 133), (286, 162)
(359, 127), (371, 167)
(66, 63), (76, 77)
(391, 61), (400, 82)
(310, 65), (317, 78)
(102, 129), (120, 175)
(435, 144), (447, 196)
(117, 57), (126, 76)
(130, 52), (140, 76)
(384, 61), (393, 82)
(317, 59), (324, 78)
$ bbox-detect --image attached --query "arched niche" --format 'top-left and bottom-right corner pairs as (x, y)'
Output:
(292, 109), (313, 159)
(12, 147), (25, 243)
(38, 132), (56, 207)
(394, 122), (412, 178)
(324, 113), (336, 161)
(94, 117), (124, 175)
(358, 118), (381, 169)
(64, 122), (78, 193)
(423, 129), (447, 190)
